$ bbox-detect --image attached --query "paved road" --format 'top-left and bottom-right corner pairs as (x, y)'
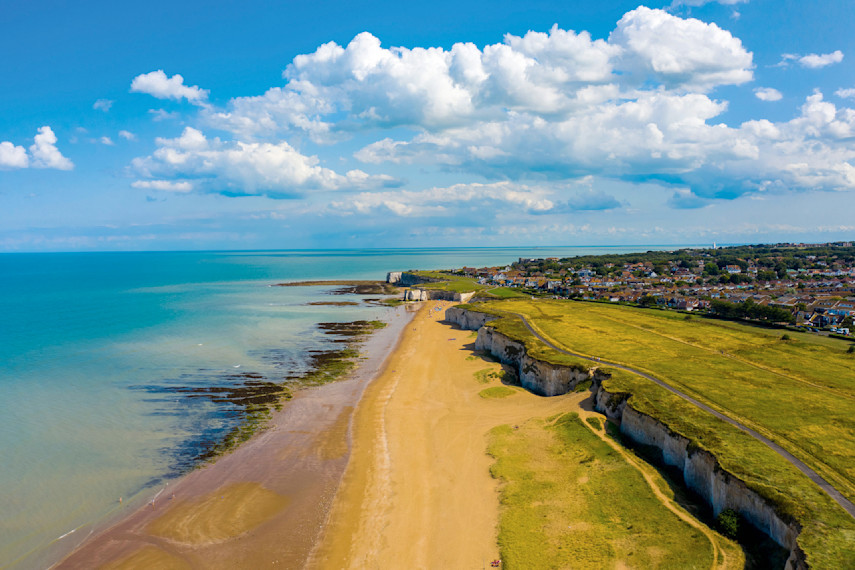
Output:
(510, 312), (855, 519)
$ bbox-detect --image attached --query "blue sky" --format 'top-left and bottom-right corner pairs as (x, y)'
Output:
(2, 0), (854, 251)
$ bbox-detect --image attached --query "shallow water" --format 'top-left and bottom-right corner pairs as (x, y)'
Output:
(0, 247), (664, 567)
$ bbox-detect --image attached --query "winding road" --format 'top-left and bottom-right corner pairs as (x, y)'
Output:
(508, 311), (855, 519)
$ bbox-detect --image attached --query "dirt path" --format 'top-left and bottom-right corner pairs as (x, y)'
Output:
(511, 311), (855, 519)
(309, 302), (578, 569)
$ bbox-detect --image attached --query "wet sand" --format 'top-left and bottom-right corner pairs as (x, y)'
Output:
(56, 304), (415, 570)
(309, 302), (580, 569)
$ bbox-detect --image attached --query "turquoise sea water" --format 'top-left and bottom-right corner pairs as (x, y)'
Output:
(0, 247), (669, 567)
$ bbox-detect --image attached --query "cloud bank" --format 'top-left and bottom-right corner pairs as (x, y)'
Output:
(129, 7), (855, 210)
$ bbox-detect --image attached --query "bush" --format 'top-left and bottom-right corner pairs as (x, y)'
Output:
(781, 334), (791, 341)
(716, 508), (741, 539)
(848, 345), (855, 354)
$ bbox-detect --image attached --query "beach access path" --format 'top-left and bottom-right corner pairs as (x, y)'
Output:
(54, 305), (414, 570)
(309, 302), (580, 569)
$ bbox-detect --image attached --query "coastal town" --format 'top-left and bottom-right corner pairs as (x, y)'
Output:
(451, 243), (855, 336)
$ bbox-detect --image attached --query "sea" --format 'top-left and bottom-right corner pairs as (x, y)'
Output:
(0, 247), (670, 568)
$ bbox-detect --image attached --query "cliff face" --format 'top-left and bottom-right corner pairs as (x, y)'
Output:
(445, 306), (498, 330)
(474, 325), (591, 396)
(447, 306), (808, 569)
(403, 289), (475, 303)
(611, 400), (803, 564)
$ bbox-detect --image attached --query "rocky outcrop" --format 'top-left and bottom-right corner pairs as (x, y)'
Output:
(447, 305), (809, 569)
(386, 271), (435, 286)
(386, 272), (474, 302)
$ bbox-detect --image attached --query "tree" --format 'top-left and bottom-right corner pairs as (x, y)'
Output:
(638, 295), (658, 307)
(716, 509), (741, 539)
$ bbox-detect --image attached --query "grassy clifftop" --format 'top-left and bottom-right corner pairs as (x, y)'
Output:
(459, 299), (855, 568)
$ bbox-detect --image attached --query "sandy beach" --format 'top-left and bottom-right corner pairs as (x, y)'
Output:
(309, 302), (579, 569)
(55, 304), (415, 570)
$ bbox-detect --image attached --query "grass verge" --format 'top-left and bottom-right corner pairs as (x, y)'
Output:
(478, 386), (517, 399)
(488, 412), (721, 569)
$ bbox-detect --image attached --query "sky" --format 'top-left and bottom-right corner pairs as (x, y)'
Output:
(1, 0), (854, 251)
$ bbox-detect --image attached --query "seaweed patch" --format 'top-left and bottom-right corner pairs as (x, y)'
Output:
(133, 317), (387, 475)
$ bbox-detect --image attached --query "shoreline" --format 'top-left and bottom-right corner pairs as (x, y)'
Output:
(54, 303), (416, 569)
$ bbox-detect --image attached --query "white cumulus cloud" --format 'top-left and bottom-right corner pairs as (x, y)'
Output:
(754, 87), (782, 101)
(1, 127), (74, 170)
(798, 50), (844, 68)
(0, 127), (74, 171)
(131, 70), (209, 103)
(0, 141), (29, 169)
(205, 7), (751, 142)
(118, 130), (136, 141)
(610, 6), (753, 90)
(30, 127), (74, 170)
(131, 127), (396, 197)
(779, 50), (844, 69)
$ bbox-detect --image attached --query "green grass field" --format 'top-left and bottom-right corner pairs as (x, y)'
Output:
(462, 298), (855, 568)
(471, 299), (855, 503)
(409, 270), (488, 293)
(488, 412), (736, 569)
(479, 286), (532, 299)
